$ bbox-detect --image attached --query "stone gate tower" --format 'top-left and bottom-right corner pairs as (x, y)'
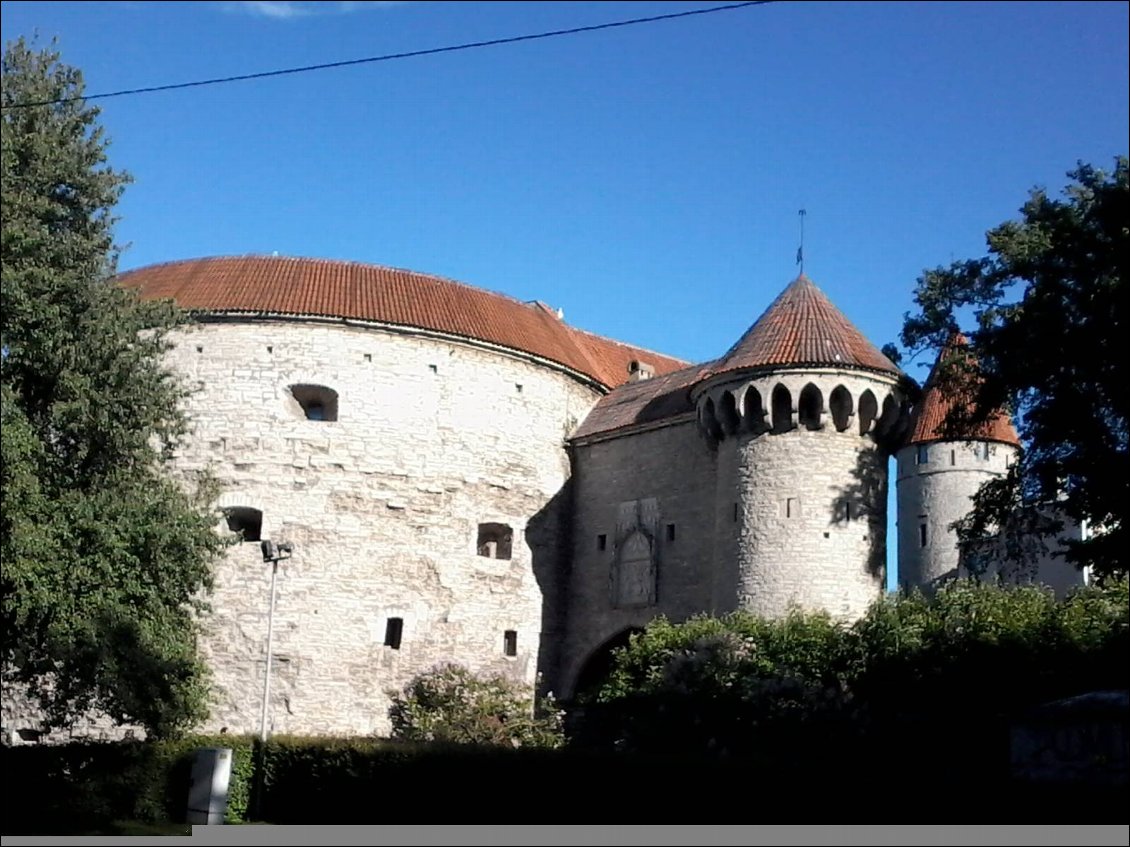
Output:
(896, 333), (1021, 591)
(694, 276), (911, 620)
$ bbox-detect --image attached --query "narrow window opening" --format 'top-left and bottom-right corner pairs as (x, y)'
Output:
(798, 383), (823, 431)
(224, 507), (263, 543)
(787, 497), (799, 519)
(916, 445), (929, 465)
(515, 384), (523, 394)
(666, 523), (676, 542)
(733, 502), (739, 522)
(919, 524), (928, 548)
(196, 345), (204, 354)
(289, 384), (339, 422)
(597, 534), (607, 551)
(503, 630), (518, 657)
(950, 449), (956, 466)
(266, 345), (273, 354)
(384, 617), (404, 650)
(477, 523), (513, 560)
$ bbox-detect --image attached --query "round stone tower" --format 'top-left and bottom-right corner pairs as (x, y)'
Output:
(895, 333), (1021, 591)
(693, 275), (911, 621)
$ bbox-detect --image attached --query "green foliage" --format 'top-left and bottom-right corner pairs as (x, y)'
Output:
(1, 36), (229, 737)
(896, 157), (1128, 580)
(0, 734), (256, 833)
(583, 581), (1129, 759)
(387, 663), (564, 749)
(585, 610), (857, 758)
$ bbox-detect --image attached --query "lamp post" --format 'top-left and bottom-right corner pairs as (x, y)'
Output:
(258, 540), (293, 743)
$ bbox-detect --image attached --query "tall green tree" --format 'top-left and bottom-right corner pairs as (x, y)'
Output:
(1, 37), (228, 737)
(897, 158), (1128, 581)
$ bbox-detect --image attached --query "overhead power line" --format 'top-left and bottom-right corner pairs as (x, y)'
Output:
(3, 1), (775, 111)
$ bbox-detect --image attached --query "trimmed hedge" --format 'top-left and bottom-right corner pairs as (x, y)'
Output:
(1, 734), (255, 834)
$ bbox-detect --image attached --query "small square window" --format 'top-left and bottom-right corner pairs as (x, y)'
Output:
(384, 617), (404, 650)
(364, 353), (372, 362)
(503, 630), (517, 657)
(477, 523), (513, 560)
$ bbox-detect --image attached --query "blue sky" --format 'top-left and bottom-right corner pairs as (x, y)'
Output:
(3, 0), (1128, 586)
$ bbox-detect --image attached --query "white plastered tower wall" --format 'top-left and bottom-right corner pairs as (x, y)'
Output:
(895, 439), (1018, 591)
(699, 368), (909, 621)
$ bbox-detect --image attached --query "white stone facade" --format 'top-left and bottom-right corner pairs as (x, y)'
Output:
(167, 318), (600, 737)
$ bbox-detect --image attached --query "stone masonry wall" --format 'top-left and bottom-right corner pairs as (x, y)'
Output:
(560, 419), (717, 698)
(173, 319), (602, 737)
(895, 440), (1016, 590)
(707, 370), (898, 621)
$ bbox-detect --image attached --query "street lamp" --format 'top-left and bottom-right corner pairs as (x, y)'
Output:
(259, 539), (293, 743)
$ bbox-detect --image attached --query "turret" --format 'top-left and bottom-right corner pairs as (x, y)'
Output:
(693, 275), (911, 621)
(895, 333), (1021, 591)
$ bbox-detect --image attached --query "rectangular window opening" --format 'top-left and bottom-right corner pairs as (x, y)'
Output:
(919, 524), (928, 548)
(733, 503), (739, 522)
(950, 449), (956, 466)
(364, 353), (372, 362)
(666, 523), (676, 542)
(515, 383), (523, 393)
(384, 617), (404, 650)
(916, 445), (929, 465)
(503, 630), (518, 657)
(428, 364), (438, 374)
(787, 497), (799, 519)
(597, 534), (607, 551)
(477, 523), (513, 560)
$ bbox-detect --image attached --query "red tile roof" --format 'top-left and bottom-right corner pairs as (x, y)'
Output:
(906, 332), (1021, 447)
(705, 275), (902, 379)
(118, 256), (688, 390)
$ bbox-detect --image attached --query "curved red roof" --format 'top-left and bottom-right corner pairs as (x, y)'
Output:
(706, 275), (902, 379)
(117, 255), (688, 389)
(906, 332), (1021, 447)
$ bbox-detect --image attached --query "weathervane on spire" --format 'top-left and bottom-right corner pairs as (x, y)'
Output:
(797, 209), (807, 275)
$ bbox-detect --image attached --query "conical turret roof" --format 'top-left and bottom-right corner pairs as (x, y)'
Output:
(708, 275), (903, 378)
(906, 332), (1021, 447)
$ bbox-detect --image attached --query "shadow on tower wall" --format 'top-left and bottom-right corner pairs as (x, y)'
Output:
(524, 480), (573, 699)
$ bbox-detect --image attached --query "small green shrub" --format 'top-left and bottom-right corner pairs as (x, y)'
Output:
(387, 663), (564, 749)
